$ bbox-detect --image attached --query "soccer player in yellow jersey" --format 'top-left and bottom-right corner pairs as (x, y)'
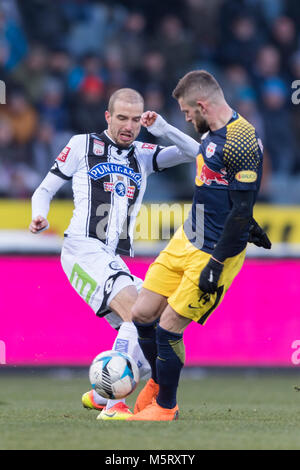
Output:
(127, 70), (271, 421)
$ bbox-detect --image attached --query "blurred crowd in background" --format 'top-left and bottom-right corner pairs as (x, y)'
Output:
(1, 0), (300, 202)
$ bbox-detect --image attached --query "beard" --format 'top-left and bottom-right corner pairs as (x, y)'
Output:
(194, 110), (210, 134)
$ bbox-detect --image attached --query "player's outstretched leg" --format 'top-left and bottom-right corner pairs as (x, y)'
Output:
(131, 289), (168, 414)
(132, 319), (160, 413)
(127, 324), (183, 421)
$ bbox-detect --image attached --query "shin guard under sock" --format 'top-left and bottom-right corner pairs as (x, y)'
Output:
(134, 320), (158, 383)
(156, 324), (185, 409)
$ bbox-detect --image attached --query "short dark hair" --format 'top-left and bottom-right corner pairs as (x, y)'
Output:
(108, 88), (144, 114)
(172, 70), (222, 103)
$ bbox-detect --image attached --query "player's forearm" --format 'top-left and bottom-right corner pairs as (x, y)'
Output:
(147, 115), (199, 159)
(212, 191), (254, 263)
(31, 172), (65, 219)
(155, 145), (195, 169)
(32, 187), (52, 220)
(212, 213), (251, 262)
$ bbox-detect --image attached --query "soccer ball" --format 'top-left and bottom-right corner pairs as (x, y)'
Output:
(89, 350), (140, 399)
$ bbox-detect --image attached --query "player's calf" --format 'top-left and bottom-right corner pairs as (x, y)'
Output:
(155, 324), (185, 409)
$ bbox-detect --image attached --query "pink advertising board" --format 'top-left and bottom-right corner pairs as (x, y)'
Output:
(1, 256), (300, 367)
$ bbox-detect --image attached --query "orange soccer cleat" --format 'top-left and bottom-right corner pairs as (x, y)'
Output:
(134, 378), (159, 414)
(127, 399), (179, 421)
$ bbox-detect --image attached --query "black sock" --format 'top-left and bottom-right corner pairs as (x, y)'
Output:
(156, 324), (185, 409)
(134, 319), (158, 383)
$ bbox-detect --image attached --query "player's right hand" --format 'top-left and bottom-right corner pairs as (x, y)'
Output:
(140, 111), (158, 127)
(29, 216), (49, 234)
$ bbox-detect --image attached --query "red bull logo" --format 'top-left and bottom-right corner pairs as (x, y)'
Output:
(199, 164), (228, 186)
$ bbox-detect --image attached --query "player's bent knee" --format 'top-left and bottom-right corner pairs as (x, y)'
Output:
(109, 285), (138, 322)
(159, 307), (191, 334)
(131, 303), (146, 324)
(131, 302), (162, 324)
(131, 288), (168, 324)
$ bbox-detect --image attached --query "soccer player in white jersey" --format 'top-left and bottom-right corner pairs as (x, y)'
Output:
(29, 88), (199, 420)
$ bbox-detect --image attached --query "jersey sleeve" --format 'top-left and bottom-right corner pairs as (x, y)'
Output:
(135, 142), (165, 176)
(31, 172), (66, 219)
(146, 114), (199, 159)
(50, 134), (86, 180)
(155, 145), (196, 170)
(223, 131), (262, 191)
(137, 141), (197, 177)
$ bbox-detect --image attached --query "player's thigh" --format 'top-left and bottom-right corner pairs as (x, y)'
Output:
(168, 249), (246, 325)
(61, 237), (135, 316)
(131, 287), (168, 324)
(142, 260), (182, 300)
(142, 226), (187, 300)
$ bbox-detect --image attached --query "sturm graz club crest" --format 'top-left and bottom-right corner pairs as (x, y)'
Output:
(115, 181), (126, 197)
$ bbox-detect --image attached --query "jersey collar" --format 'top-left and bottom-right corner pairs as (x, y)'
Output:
(98, 130), (135, 153)
(208, 110), (239, 137)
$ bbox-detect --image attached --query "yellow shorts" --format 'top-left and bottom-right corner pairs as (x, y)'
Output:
(143, 225), (246, 325)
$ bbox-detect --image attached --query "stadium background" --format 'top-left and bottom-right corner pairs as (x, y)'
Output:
(1, 0), (300, 369)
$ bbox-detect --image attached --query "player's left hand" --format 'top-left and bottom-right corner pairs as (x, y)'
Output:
(141, 111), (158, 127)
(248, 221), (271, 249)
(199, 258), (224, 294)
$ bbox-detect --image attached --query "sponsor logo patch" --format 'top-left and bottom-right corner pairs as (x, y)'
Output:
(206, 142), (217, 159)
(103, 181), (136, 199)
(89, 162), (142, 188)
(235, 170), (257, 183)
(57, 146), (71, 162)
(142, 143), (156, 150)
(199, 164), (228, 186)
(115, 339), (129, 353)
(93, 139), (105, 156)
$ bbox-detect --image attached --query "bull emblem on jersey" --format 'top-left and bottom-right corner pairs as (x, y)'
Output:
(199, 164), (228, 186)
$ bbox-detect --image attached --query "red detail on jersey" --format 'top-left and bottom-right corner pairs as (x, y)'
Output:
(126, 186), (136, 199)
(142, 143), (156, 150)
(103, 182), (114, 192)
(199, 164), (228, 186)
(57, 146), (71, 163)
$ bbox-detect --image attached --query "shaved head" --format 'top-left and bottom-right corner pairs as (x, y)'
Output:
(108, 88), (144, 114)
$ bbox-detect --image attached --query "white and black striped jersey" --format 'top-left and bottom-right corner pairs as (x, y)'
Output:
(32, 127), (198, 256)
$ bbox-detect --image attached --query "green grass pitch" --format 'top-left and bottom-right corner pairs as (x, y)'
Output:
(1, 370), (300, 450)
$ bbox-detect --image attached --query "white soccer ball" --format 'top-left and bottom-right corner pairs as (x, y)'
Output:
(89, 350), (140, 399)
